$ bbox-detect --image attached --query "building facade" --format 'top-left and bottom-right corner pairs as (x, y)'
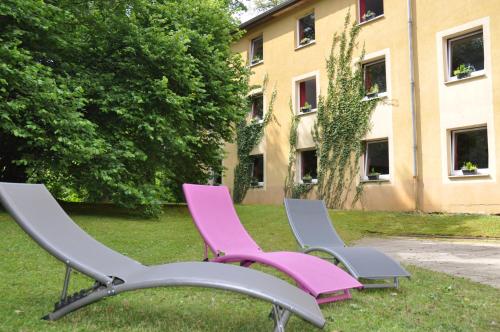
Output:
(223, 0), (500, 213)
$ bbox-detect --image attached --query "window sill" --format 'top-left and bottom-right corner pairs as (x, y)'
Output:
(445, 71), (485, 85)
(298, 180), (317, 185)
(295, 40), (316, 51)
(360, 179), (390, 184)
(448, 173), (490, 180)
(358, 15), (385, 26)
(250, 183), (265, 189)
(296, 109), (317, 117)
(249, 60), (264, 68)
(363, 92), (388, 101)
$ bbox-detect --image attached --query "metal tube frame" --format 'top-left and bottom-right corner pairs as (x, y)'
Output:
(43, 264), (305, 332)
(44, 265), (108, 320)
(272, 305), (291, 332)
(60, 265), (72, 301)
(304, 247), (405, 289)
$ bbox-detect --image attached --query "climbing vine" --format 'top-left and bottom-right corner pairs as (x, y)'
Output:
(284, 100), (313, 198)
(233, 77), (277, 203)
(313, 12), (378, 208)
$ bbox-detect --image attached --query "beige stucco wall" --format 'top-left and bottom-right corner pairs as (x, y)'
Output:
(414, 1), (500, 213)
(224, 0), (500, 213)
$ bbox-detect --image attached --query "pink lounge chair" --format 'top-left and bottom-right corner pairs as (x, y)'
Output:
(183, 184), (362, 304)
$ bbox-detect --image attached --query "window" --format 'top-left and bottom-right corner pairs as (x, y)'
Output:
(250, 36), (263, 65)
(250, 94), (263, 120)
(363, 59), (386, 97)
(297, 13), (315, 47)
(451, 127), (488, 175)
(364, 139), (389, 180)
(448, 30), (484, 79)
(297, 78), (317, 113)
(208, 167), (223, 186)
(359, 0), (384, 23)
(300, 150), (317, 183)
(250, 154), (264, 186)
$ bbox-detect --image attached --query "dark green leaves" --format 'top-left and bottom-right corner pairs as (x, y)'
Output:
(0, 0), (249, 216)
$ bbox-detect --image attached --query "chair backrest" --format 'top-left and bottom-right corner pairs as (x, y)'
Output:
(183, 184), (260, 255)
(0, 183), (143, 284)
(284, 198), (345, 248)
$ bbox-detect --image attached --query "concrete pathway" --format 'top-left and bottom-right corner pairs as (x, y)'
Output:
(354, 236), (500, 288)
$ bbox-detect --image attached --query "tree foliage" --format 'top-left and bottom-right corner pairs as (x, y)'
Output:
(0, 0), (249, 215)
(313, 12), (378, 209)
(254, 0), (285, 12)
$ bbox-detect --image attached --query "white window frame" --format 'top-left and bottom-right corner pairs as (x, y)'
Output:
(250, 154), (265, 187)
(249, 93), (264, 122)
(449, 126), (489, 176)
(363, 139), (390, 181)
(296, 12), (315, 49)
(362, 58), (388, 99)
(446, 30), (485, 82)
(250, 35), (264, 66)
(358, 0), (384, 24)
(297, 149), (318, 184)
(248, 88), (265, 123)
(295, 75), (318, 115)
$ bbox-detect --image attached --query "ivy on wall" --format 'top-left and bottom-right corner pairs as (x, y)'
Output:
(313, 12), (378, 209)
(232, 77), (277, 203)
(284, 100), (313, 198)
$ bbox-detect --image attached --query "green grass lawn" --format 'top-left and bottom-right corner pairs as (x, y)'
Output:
(0, 204), (499, 331)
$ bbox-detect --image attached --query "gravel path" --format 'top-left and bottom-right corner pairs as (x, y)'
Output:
(354, 237), (500, 288)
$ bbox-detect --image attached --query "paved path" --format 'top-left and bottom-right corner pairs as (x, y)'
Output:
(354, 237), (500, 288)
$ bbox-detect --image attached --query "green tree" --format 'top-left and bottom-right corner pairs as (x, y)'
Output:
(254, 0), (285, 12)
(0, 0), (249, 215)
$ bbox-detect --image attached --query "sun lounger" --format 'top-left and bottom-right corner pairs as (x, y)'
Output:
(284, 198), (410, 288)
(0, 182), (326, 331)
(183, 184), (362, 304)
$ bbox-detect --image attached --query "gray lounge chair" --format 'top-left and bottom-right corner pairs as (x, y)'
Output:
(284, 199), (410, 288)
(0, 183), (325, 331)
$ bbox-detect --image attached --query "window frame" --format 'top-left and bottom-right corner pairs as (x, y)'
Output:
(250, 154), (265, 187)
(295, 75), (318, 115)
(297, 149), (318, 184)
(363, 139), (390, 181)
(250, 35), (264, 66)
(446, 30), (485, 81)
(450, 126), (489, 176)
(358, 0), (384, 24)
(249, 93), (264, 122)
(362, 58), (388, 99)
(296, 12), (315, 48)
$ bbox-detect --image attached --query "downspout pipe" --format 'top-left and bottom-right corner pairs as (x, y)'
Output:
(407, 0), (419, 210)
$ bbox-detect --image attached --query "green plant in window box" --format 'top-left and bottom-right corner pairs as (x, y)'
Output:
(362, 10), (376, 22)
(453, 64), (474, 79)
(300, 37), (311, 46)
(250, 177), (260, 187)
(302, 174), (313, 184)
(368, 168), (381, 180)
(251, 55), (262, 64)
(301, 101), (312, 113)
(461, 161), (478, 175)
(366, 83), (379, 98)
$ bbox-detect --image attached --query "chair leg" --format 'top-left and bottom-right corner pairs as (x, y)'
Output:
(272, 305), (291, 332)
(43, 266), (110, 321)
(361, 277), (399, 289)
(43, 288), (110, 321)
